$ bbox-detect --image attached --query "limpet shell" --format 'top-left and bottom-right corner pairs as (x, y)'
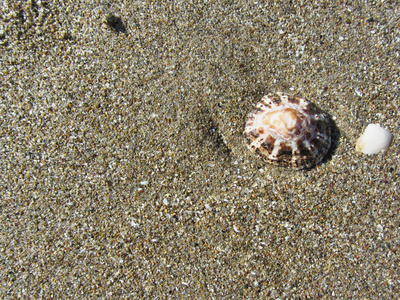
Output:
(244, 92), (331, 170)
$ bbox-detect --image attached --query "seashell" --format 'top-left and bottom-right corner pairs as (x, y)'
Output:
(244, 92), (331, 170)
(356, 124), (393, 154)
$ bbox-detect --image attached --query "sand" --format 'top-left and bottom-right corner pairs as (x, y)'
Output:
(0, 1), (399, 298)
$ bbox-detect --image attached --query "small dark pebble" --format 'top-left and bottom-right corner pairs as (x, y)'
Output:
(105, 14), (126, 33)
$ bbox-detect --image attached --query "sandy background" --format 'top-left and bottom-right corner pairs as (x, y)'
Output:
(1, 0), (399, 298)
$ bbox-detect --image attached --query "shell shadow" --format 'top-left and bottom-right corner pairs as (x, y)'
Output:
(318, 112), (340, 168)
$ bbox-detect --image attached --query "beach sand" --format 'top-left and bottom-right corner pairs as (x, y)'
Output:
(1, 1), (399, 298)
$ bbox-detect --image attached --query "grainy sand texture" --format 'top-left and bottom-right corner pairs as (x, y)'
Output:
(1, 1), (399, 298)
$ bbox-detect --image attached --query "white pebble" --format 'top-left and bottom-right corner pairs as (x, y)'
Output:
(356, 124), (393, 154)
